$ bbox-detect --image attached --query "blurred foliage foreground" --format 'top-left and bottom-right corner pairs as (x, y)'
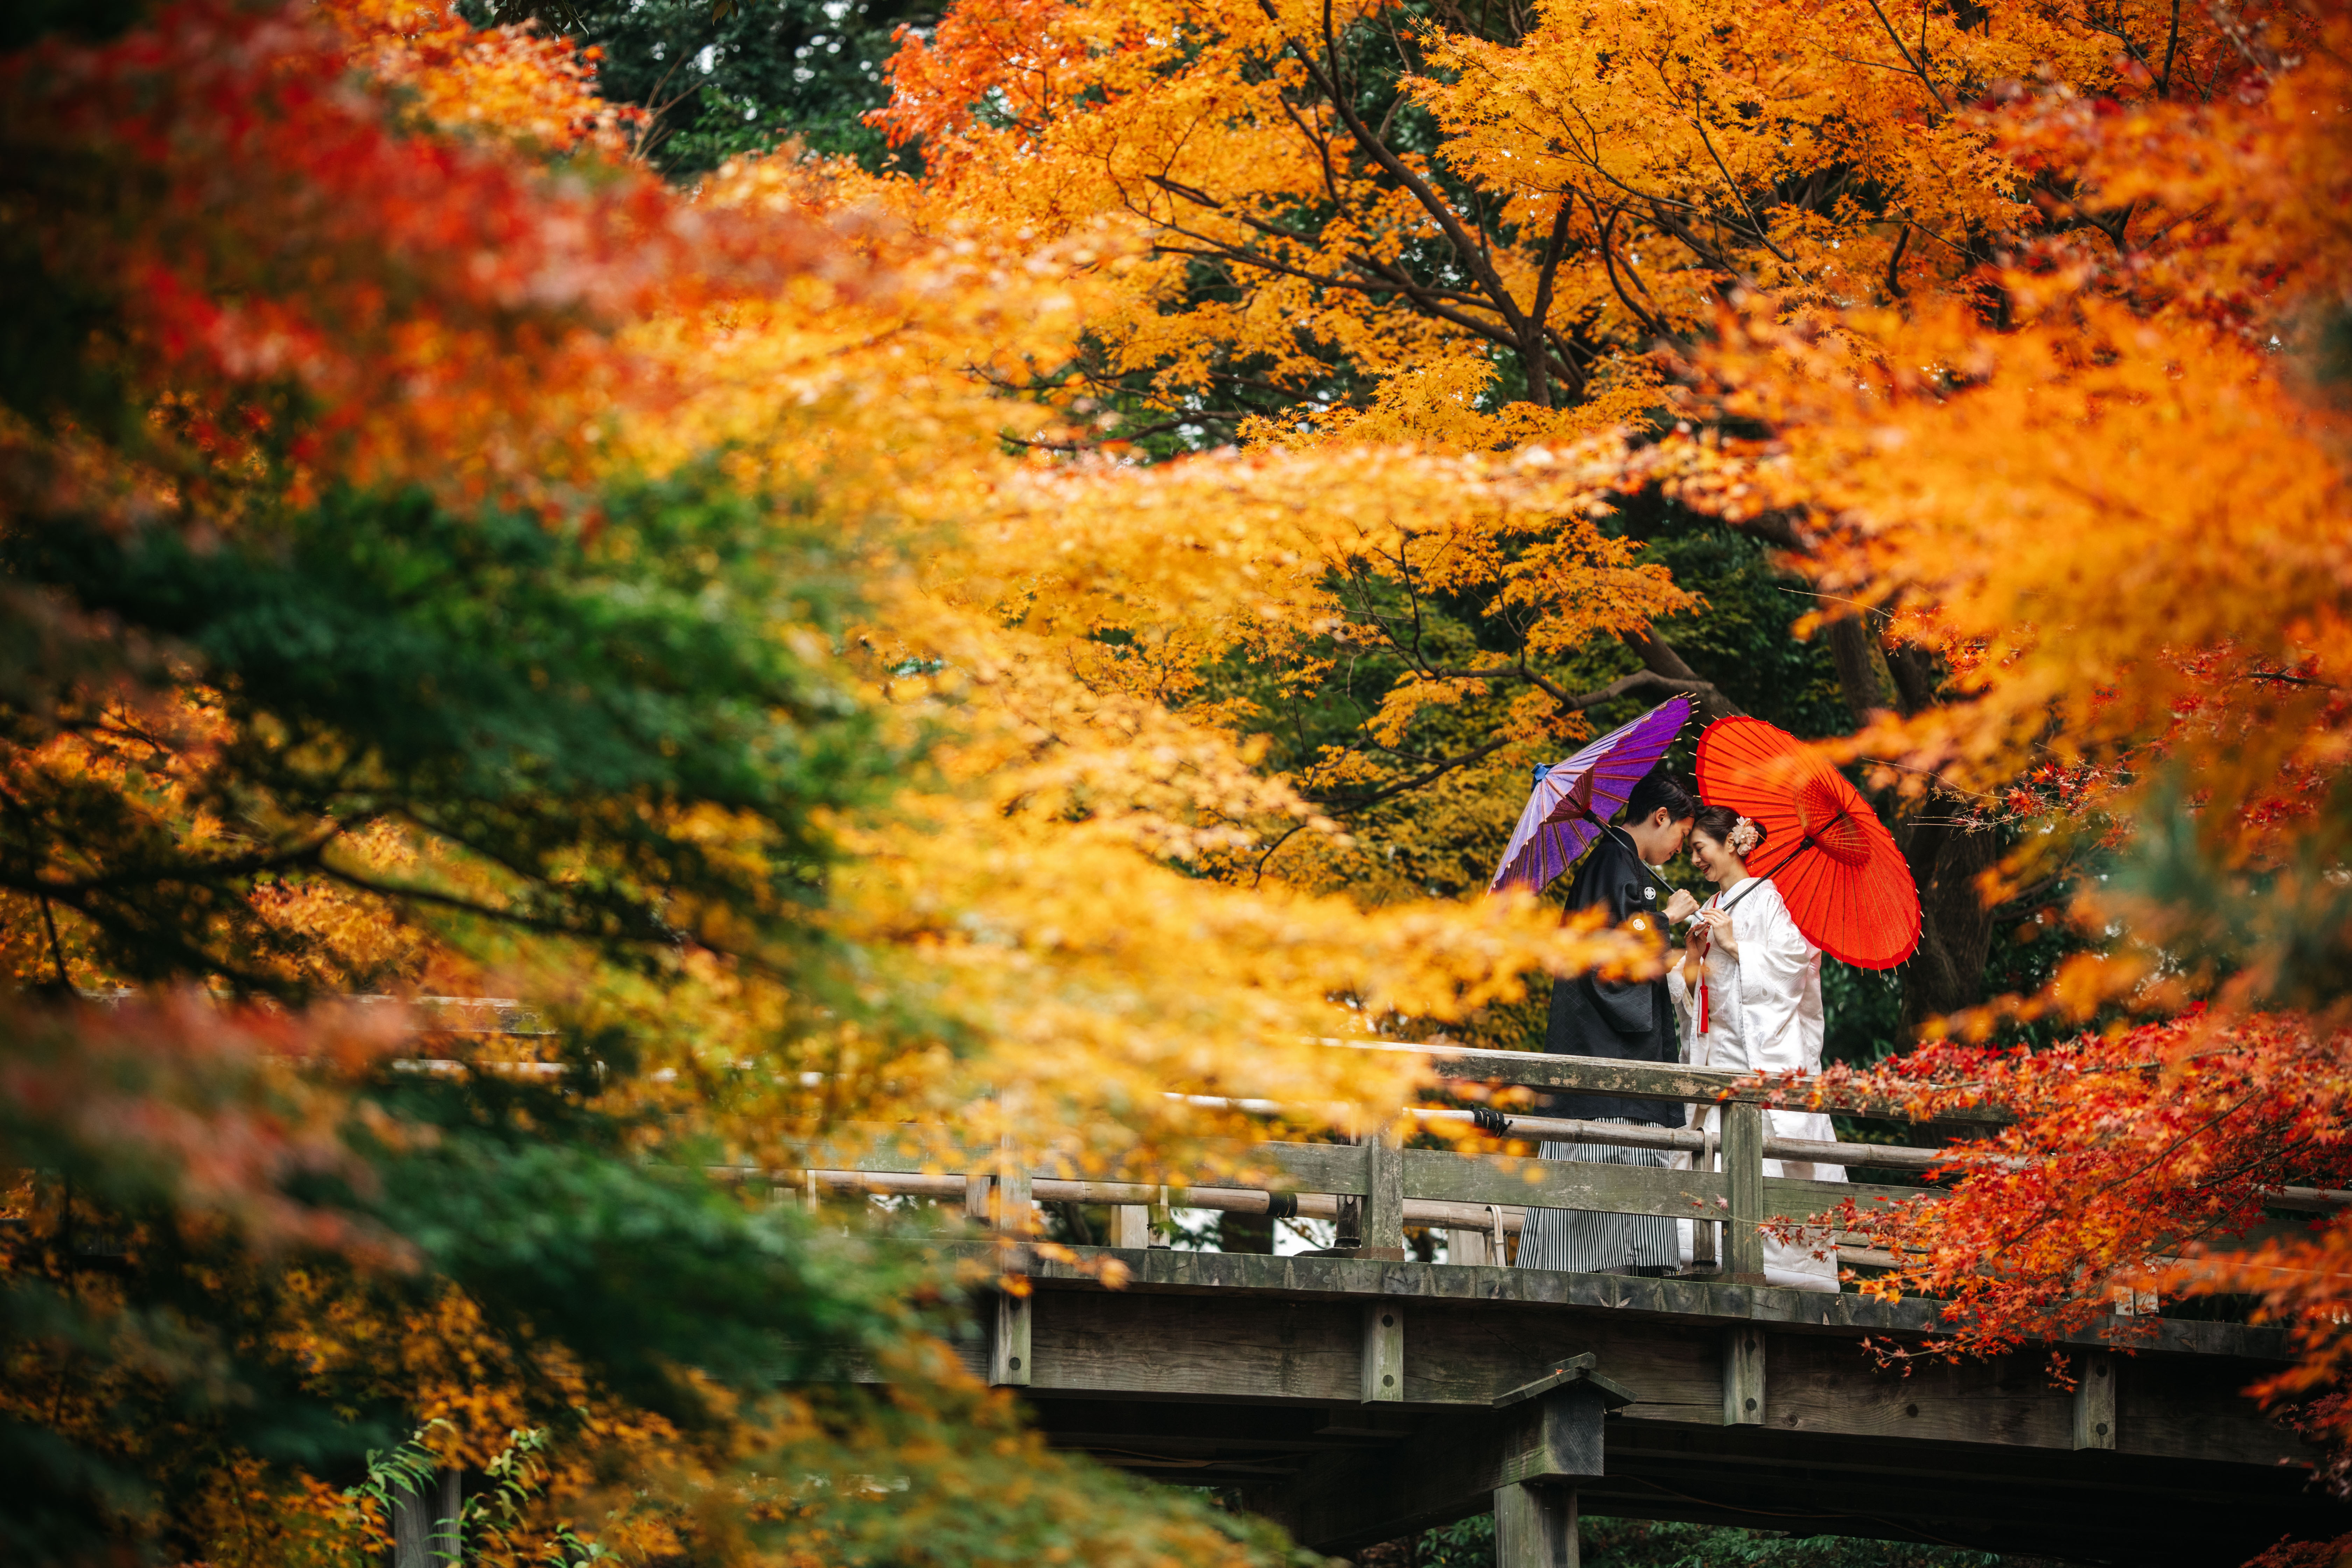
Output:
(0, 1), (1640, 1564)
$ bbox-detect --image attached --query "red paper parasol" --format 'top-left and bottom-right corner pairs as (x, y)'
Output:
(1694, 717), (1920, 969)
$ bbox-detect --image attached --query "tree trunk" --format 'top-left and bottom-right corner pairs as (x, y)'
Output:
(1824, 618), (1897, 716)
(1897, 820), (2003, 1035)
(1821, 617), (1996, 1037)
(1885, 643), (1942, 717)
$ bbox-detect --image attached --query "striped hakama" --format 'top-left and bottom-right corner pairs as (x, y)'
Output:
(1514, 1123), (1681, 1274)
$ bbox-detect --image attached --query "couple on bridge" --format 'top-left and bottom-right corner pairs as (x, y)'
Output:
(1522, 765), (1846, 1291)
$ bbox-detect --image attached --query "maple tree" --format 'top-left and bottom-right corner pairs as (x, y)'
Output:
(471, 0), (924, 174)
(0, 1), (1646, 1562)
(13, 0), (2352, 1559)
(864, 0), (2352, 1543)
(470, 0), (1885, 1054)
(866, 0), (2089, 1031)
(1681, 0), (2352, 1528)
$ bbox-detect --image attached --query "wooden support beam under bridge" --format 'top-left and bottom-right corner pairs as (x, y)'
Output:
(790, 1043), (2350, 1566)
(950, 1248), (2340, 1565)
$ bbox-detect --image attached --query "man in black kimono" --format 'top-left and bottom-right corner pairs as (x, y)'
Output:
(1517, 766), (1699, 1276)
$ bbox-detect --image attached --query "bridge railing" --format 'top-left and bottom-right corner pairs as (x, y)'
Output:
(782, 1045), (1976, 1284)
(778, 1041), (2348, 1283)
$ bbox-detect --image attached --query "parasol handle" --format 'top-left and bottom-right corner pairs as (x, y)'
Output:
(1748, 832), (1817, 882)
(1745, 800), (1854, 883)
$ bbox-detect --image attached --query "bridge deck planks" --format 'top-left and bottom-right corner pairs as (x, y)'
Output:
(1759, 1332), (2065, 1450)
(1017, 1281), (2309, 1467)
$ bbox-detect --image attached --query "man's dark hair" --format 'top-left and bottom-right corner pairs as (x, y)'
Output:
(1624, 766), (1696, 824)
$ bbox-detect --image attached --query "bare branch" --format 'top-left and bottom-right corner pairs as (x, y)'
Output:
(1860, 0), (1951, 112)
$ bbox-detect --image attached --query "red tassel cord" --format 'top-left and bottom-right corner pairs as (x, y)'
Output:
(1693, 893), (1720, 1036)
(1695, 929), (1712, 1035)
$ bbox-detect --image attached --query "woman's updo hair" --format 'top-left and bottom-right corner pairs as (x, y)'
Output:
(1692, 804), (1766, 858)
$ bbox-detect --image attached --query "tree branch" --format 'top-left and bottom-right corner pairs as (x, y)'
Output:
(1317, 732), (1520, 810)
(1882, 222), (1911, 300)
(1554, 666), (1726, 713)
(1860, 0), (1950, 112)
(1287, 0), (1546, 361)
(1524, 197), (1578, 407)
(1628, 629), (1742, 720)
(1594, 200), (1671, 339)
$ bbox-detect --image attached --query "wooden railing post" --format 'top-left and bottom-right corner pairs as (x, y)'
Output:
(965, 1084), (999, 1230)
(1721, 1100), (1766, 1284)
(996, 1131), (1032, 1241)
(992, 1286), (1032, 1386)
(1692, 1119), (1719, 1269)
(996, 1133), (1034, 1385)
(1447, 1225), (1492, 1266)
(1362, 1125), (1406, 1259)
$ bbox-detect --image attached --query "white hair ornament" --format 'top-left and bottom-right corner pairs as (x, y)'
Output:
(1727, 816), (1762, 856)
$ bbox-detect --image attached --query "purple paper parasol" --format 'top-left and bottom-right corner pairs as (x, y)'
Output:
(1488, 697), (1693, 895)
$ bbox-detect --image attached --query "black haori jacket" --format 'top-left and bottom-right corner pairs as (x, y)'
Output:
(1538, 826), (1687, 1128)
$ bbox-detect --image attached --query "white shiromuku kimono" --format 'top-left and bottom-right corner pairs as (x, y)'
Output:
(1666, 877), (1846, 1291)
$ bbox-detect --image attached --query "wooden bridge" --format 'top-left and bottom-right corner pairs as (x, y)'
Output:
(802, 1044), (2351, 1567)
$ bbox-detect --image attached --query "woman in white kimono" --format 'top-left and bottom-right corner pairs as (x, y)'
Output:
(1666, 806), (1846, 1291)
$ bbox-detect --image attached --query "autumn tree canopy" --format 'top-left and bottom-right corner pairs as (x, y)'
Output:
(0, 1), (1634, 1560)
(7, 0), (2352, 1561)
(867, 0), (2146, 1029)
(867, 0), (2352, 1519)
